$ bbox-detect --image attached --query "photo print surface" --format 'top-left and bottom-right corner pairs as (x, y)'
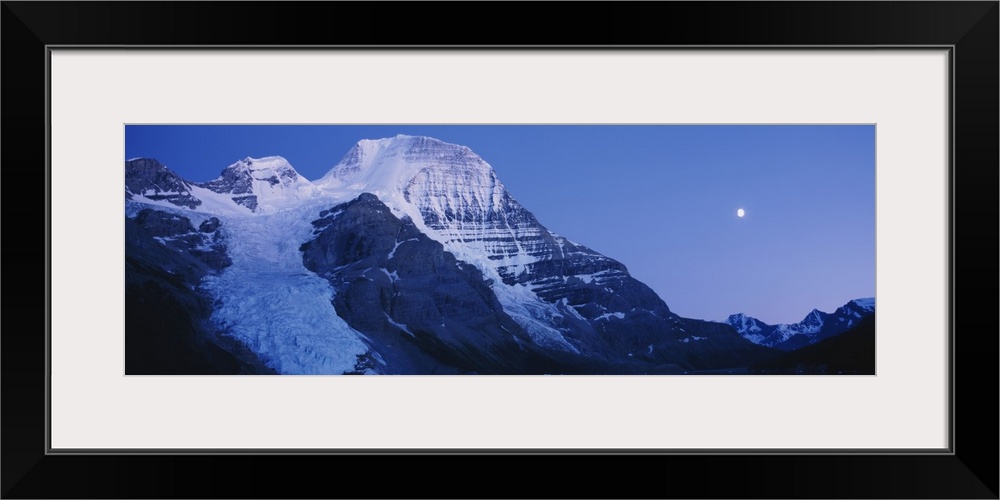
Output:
(125, 125), (875, 375)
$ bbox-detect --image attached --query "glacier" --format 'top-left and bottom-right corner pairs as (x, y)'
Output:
(199, 202), (370, 374)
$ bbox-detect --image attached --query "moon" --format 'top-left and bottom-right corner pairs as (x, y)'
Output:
(737, 208), (745, 218)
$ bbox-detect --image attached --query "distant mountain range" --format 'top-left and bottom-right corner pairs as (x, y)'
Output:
(725, 298), (875, 351)
(749, 315), (876, 374)
(125, 135), (874, 374)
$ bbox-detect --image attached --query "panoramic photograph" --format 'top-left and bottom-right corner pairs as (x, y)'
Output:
(125, 125), (875, 375)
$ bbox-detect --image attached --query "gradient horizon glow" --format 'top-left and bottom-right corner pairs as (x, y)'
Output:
(125, 124), (875, 324)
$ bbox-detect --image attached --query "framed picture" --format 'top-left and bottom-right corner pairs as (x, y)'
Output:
(4, 2), (996, 498)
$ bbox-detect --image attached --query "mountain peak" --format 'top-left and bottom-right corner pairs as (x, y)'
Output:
(353, 135), (475, 162)
(125, 157), (167, 169)
(199, 156), (318, 213)
(315, 135), (494, 198)
(725, 312), (762, 331)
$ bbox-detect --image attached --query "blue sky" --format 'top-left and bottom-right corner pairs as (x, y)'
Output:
(126, 125), (875, 324)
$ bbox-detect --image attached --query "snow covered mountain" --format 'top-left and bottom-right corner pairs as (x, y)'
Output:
(724, 298), (875, 351)
(315, 134), (560, 286)
(315, 135), (679, 353)
(198, 156), (323, 214)
(124, 135), (858, 374)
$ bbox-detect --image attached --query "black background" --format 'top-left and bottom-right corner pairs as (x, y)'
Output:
(3, 2), (997, 498)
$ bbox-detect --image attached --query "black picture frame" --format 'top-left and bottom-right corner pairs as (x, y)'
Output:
(3, 2), (996, 498)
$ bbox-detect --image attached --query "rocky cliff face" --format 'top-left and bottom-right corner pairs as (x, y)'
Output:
(131, 208), (231, 270)
(300, 193), (545, 374)
(125, 158), (202, 209)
